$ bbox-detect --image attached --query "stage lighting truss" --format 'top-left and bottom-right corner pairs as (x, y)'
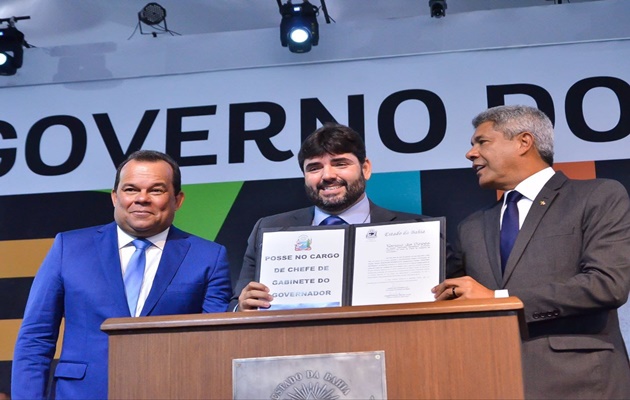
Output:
(0, 16), (30, 76)
(135, 2), (180, 38)
(278, 0), (332, 54)
(429, 0), (447, 18)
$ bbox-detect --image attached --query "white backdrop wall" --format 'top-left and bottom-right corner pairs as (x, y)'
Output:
(0, 39), (629, 196)
(1, 1), (629, 195)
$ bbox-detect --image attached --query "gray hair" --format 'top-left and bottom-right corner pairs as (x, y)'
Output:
(472, 105), (554, 165)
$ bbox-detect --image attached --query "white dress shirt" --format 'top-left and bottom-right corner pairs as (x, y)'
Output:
(501, 167), (556, 229)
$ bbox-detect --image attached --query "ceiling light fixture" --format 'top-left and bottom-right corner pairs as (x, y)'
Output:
(0, 16), (30, 76)
(139, 2), (166, 26)
(277, 0), (331, 54)
(429, 0), (447, 18)
(135, 2), (179, 38)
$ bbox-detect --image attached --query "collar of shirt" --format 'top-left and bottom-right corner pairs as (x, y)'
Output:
(312, 194), (371, 226)
(116, 226), (170, 250)
(511, 166), (555, 203)
(502, 167), (555, 228)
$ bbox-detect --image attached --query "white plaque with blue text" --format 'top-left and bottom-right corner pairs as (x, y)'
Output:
(257, 226), (349, 310)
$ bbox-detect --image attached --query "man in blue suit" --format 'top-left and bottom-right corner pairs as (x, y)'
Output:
(12, 150), (232, 399)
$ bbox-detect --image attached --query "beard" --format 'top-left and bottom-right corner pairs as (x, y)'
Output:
(305, 174), (366, 213)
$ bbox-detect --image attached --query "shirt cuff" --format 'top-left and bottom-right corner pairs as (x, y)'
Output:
(494, 289), (509, 298)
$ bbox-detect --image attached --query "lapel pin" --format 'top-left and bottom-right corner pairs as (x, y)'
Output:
(539, 200), (546, 206)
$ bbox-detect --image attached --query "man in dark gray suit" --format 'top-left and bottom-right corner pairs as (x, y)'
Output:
(432, 105), (630, 399)
(230, 122), (426, 311)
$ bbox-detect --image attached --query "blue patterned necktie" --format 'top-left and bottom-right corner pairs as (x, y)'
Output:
(319, 215), (347, 226)
(500, 191), (523, 273)
(124, 238), (151, 316)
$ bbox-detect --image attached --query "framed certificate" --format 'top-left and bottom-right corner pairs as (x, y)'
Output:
(255, 218), (446, 310)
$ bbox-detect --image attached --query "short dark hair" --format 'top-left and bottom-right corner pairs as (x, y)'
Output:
(113, 150), (182, 194)
(297, 123), (366, 171)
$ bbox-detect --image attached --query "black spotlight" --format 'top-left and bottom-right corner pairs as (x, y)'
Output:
(279, 0), (320, 53)
(0, 17), (29, 76)
(139, 2), (166, 26)
(136, 2), (178, 37)
(429, 0), (447, 18)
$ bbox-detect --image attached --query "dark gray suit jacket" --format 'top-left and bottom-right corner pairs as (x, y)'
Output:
(229, 201), (427, 310)
(456, 171), (630, 399)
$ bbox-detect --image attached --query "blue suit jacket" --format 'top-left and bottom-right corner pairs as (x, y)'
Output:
(12, 222), (232, 399)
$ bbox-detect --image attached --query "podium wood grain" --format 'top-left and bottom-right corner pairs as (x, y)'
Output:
(102, 297), (525, 399)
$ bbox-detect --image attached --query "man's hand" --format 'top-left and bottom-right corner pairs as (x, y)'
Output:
(432, 276), (494, 300)
(238, 281), (273, 311)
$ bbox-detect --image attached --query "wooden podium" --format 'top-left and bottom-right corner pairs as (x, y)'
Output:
(102, 297), (526, 399)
